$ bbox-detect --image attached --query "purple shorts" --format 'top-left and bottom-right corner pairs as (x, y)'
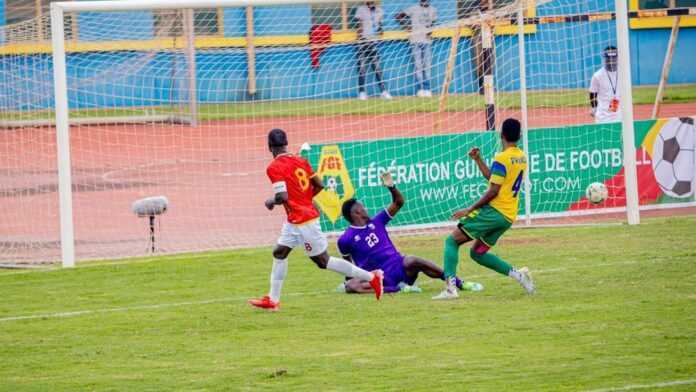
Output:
(381, 255), (416, 291)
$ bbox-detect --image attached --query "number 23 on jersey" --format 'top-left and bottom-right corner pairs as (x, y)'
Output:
(366, 233), (379, 248)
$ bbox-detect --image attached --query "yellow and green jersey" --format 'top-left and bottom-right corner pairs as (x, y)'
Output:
(488, 146), (527, 222)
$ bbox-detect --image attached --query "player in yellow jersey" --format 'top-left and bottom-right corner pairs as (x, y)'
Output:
(433, 118), (535, 300)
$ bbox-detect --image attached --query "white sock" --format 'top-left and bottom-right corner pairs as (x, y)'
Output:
(269, 258), (288, 302)
(508, 269), (521, 282)
(327, 257), (373, 281)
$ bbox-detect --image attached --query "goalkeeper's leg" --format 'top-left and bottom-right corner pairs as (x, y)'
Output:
(403, 255), (444, 280)
(404, 255), (478, 292)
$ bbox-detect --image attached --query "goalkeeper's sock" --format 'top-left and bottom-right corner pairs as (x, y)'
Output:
(443, 235), (461, 278)
(327, 257), (373, 281)
(269, 258), (288, 303)
(469, 248), (512, 276)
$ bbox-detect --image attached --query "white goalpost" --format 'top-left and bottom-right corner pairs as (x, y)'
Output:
(614, 0), (640, 226)
(50, 3), (75, 268)
(516, 5), (531, 227)
(6, 0), (694, 266)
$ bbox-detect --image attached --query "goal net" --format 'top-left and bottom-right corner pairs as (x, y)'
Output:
(1, 0), (694, 265)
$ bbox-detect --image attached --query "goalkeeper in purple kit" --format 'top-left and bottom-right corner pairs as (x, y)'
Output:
(338, 172), (480, 294)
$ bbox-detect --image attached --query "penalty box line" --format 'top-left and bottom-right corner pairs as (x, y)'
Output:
(0, 290), (326, 323)
(584, 378), (696, 392)
(0, 258), (661, 323)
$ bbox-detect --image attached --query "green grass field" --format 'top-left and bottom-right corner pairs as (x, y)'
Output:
(4, 84), (696, 122)
(1, 216), (695, 391)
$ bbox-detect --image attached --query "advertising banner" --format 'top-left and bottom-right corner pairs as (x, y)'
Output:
(304, 117), (695, 231)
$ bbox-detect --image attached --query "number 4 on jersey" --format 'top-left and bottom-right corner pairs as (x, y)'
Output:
(512, 171), (524, 198)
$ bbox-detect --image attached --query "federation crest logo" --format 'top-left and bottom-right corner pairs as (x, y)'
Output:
(314, 145), (355, 223)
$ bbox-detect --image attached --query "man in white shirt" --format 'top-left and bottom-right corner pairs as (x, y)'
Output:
(354, 1), (392, 100)
(396, 0), (437, 97)
(589, 46), (621, 124)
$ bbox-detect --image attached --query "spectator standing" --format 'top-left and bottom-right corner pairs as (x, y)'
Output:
(396, 0), (437, 97)
(355, 1), (392, 100)
(589, 46), (621, 124)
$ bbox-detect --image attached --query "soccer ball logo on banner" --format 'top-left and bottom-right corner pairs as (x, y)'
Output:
(651, 117), (695, 198)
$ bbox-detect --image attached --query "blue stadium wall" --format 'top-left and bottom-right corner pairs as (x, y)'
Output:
(0, 0), (694, 109)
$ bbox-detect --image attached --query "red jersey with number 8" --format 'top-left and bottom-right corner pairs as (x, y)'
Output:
(266, 154), (320, 224)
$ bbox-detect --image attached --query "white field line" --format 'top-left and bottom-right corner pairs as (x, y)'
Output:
(0, 298), (237, 322)
(0, 290), (326, 323)
(584, 378), (696, 392)
(0, 258), (653, 323)
(0, 253), (225, 278)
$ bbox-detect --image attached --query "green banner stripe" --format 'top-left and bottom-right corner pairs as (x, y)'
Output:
(303, 119), (692, 232)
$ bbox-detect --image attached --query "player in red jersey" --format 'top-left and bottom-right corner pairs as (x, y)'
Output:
(248, 129), (384, 311)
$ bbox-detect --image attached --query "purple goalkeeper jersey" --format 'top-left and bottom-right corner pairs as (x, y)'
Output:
(337, 209), (403, 272)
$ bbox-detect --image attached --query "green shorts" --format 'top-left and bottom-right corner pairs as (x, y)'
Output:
(457, 205), (512, 247)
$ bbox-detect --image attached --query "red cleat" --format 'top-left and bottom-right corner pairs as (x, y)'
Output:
(369, 270), (384, 300)
(248, 295), (280, 311)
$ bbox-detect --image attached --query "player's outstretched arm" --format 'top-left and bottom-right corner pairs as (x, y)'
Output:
(381, 172), (405, 217)
(451, 183), (501, 220)
(469, 148), (491, 180)
(310, 174), (324, 196)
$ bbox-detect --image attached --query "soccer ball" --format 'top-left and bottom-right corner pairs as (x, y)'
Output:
(326, 177), (338, 191)
(651, 117), (695, 198)
(586, 182), (608, 204)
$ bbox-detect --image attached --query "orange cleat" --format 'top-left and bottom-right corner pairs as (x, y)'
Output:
(248, 295), (280, 311)
(369, 270), (384, 300)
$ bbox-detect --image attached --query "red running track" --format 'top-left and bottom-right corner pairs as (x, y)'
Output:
(0, 103), (694, 263)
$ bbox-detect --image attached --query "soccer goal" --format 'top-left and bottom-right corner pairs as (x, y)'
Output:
(1, 0), (694, 266)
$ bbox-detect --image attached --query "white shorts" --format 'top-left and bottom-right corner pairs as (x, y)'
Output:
(594, 109), (621, 124)
(277, 220), (328, 257)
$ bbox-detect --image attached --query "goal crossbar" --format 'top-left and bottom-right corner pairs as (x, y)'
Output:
(52, 0), (368, 13)
(0, 115), (194, 129)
